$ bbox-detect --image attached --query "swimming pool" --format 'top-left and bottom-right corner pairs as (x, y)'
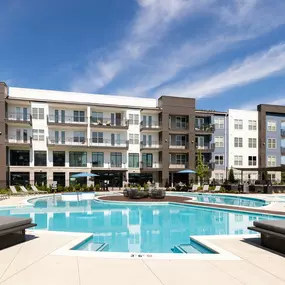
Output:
(170, 193), (268, 207)
(0, 196), (282, 254)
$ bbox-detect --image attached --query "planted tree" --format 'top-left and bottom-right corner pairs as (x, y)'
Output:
(196, 151), (208, 185)
(228, 168), (236, 184)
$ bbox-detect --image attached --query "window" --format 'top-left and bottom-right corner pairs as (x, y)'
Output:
(175, 135), (186, 146)
(92, 152), (104, 167)
(69, 152), (87, 167)
(91, 112), (103, 123)
(73, 111), (85, 122)
(248, 138), (257, 148)
(268, 173), (276, 181)
(234, 119), (243, 129)
(267, 121), (276, 131)
(234, 155), (243, 166)
(248, 120), (257, 130)
(110, 152), (122, 167)
(214, 117), (224, 129)
(32, 108), (44, 120)
(248, 156), (257, 166)
(215, 155), (224, 165)
(142, 153), (153, 167)
(129, 133), (139, 144)
(32, 129), (44, 141)
(176, 116), (187, 128)
(129, 114), (139, 125)
(176, 154), (187, 165)
(267, 156), (276, 167)
(128, 153), (139, 168)
(34, 151), (47, 166)
(10, 150), (29, 166)
(53, 151), (65, 167)
(92, 132), (103, 143)
(214, 173), (224, 182)
(214, 136), (224, 148)
(267, 138), (276, 149)
(234, 137), (243, 147)
(73, 131), (85, 143)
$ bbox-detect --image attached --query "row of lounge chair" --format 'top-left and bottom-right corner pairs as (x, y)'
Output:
(9, 185), (47, 195)
(190, 185), (221, 192)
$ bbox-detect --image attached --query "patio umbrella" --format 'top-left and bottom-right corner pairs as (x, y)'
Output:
(71, 172), (99, 178)
(177, 169), (196, 174)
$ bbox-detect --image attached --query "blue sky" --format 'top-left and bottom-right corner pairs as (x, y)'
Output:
(1, 0), (285, 111)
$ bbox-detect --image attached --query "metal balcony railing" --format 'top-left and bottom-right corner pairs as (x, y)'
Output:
(195, 124), (215, 132)
(47, 115), (88, 124)
(140, 162), (162, 169)
(169, 163), (188, 169)
(195, 143), (215, 151)
(6, 135), (32, 145)
(90, 117), (128, 127)
(89, 139), (129, 148)
(5, 113), (31, 123)
(140, 141), (162, 149)
(140, 121), (162, 129)
(169, 142), (189, 149)
(47, 137), (88, 146)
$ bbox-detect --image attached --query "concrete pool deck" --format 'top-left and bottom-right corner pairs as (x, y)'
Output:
(0, 194), (285, 284)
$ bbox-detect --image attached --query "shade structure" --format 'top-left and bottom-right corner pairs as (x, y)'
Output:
(70, 172), (99, 178)
(177, 169), (196, 174)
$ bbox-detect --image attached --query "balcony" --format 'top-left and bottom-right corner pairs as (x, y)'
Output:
(195, 143), (215, 152)
(281, 147), (285, 155)
(195, 124), (215, 134)
(5, 113), (32, 125)
(169, 142), (189, 151)
(169, 163), (188, 169)
(140, 141), (162, 151)
(5, 135), (32, 147)
(281, 129), (285, 138)
(89, 139), (129, 150)
(47, 137), (88, 147)
(90, 118), (129, 130)
(140, 162), (163, 171)
(47, 115), (88, 127)
(140, 121), (162, 131)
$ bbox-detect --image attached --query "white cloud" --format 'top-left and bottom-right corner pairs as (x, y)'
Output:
(240, 96), (285, 110)
(153, 43), (285, 99)
(70, 0), (212, 92)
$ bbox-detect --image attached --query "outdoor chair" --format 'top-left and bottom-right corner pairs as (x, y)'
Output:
(201, 185), (209, 192)
(9, 186), (26, 195)
(211, 185), (221, 193)
(189, 185), (198, 192)
(31, 185), (48, 194)
(19, 186), (34, 195)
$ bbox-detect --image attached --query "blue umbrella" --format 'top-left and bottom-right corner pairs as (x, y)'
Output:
(177, 169), (196, 174)
(71, 172), (99, 178)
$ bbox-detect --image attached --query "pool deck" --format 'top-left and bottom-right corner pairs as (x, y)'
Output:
(0, 194), (285, 285)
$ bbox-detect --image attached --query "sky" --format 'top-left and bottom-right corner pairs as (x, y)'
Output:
(1, 0), (285, 111)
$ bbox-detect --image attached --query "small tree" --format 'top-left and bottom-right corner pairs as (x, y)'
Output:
(228, 168), (236, 184)
(196, 151), (208, 185)
(262, 171), (268, 181)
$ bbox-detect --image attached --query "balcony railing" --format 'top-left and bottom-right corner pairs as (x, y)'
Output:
(169, 163), (188, 169)
(169, 123), (189, 131)
(281, 129), (285, 138)
(195, 124), (215, 133)
(169, 142), (189, 149)
(47, 115), (88, 124)
(47, 137), (88, 146)
(5, 113), (31, 123)
(140, 121), (162, 130)
(140, 141), (162, 149)
(140, 162), (163, 169)
(90, 117), (128, 128)
(196, 143), (215, 152)
(6, 135), (32, 145)
(89, 139), (129, 148)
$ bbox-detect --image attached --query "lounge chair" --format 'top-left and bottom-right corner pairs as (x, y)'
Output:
(19, 186), (33, 195)
(211, 185), (221, 193)
(9, 186), (25, 195)
(201, 185), (209, 192)
(190, 185), (198, 192)
(0, 216), (37, 250)
(31, 185), (48, 194)
(248, 220), (285, 254)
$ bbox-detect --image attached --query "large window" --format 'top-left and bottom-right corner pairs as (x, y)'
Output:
(110, 152), (122, 167)
(69, 152), (87, 167)
(92, 132), (103, 143)
(175, 135), (186, 146)
(214, 117), (224, 129)
(234, 137), (243, 147)
(267, 121), (276, 131)
(267, 156), (276, 167)
(234, 155), (243, 166)
(215, 155), (224, 165)
(129, 133), (139, 144)
(234, 119), (243, 130)
(248, 120), (257, 130)
(214, 136), (224, 148)
(10, 172), (29, 185)
(32, 108), (44, 120)
(248, 156), (257, 166)
(34, 151), (47, 166)
(91, 112), (103, 123)
(10, 150), (29, 166)
(53, 151), (65, 167)
(32, 129), (45, 141)
(34, 172), (47, 186)
(73, 110), (85, 122)
(142, 153), (153, 168)
(73, 131), (85, 143)
(129, 114), (139, 125)
(176, 154), (187, 165)
(92, 152), (104, 167)
(248, 138), (257, 148)
(267, 138), (276, 149)
(176, 116), (187, 128)
(128, 153), (139, 168)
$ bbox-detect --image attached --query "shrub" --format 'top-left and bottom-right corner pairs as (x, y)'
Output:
(67, 185), (74, 192)
(138, 185), (141, 191)
(175, 185), (181, 191)
(82, 184), (88, 192)
(57, 185), (64, 192)
(75, 184), (81, 191)
(228, 168), (236, 184)
(95, 184), (100, 191)
(89, 184), (94, 192)
(182, 185), (188, 192)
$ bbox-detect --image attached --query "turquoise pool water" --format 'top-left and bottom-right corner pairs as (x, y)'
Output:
(0, 196), (282, 254)
(171, 193), (268, 207)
